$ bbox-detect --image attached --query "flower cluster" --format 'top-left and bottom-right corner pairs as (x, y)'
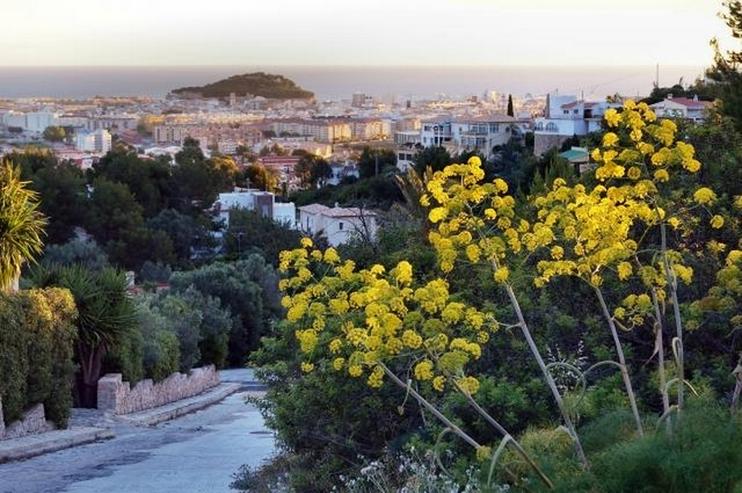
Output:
(278, 238), (495, 394)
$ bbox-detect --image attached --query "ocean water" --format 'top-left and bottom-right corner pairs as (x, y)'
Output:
(0, 65), (705, 101)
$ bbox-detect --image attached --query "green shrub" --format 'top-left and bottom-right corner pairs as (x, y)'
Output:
(0, 288), (77, 427)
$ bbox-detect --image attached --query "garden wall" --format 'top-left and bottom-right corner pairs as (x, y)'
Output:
(0, 398), (55, 440)
(96, 365), (220, 415)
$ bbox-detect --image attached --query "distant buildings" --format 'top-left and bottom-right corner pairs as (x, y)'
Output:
(75, 129), (112, 154)
(298, 203), (377, 247)
(650, 95), (712, 122)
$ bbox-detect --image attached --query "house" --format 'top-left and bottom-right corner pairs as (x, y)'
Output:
(534, 94), (619, 155)
(650, 95), (712, 122)
(559, 146), (591, 174)
(419, 114), (515, 160)
(75, 129), (112, 154)
(298, 203), (377, 247)
(214, 188), (297, 229)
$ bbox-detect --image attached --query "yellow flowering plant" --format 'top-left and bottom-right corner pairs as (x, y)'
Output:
(278, 238), (554, 488)
(420, 155), (590, 467)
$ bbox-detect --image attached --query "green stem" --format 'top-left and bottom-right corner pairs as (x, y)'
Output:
(504, 283), (590, 469)
(661, 223), (684, 410)
(594, 287), (644, 436)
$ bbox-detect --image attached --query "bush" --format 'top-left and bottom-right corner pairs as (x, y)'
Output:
(0, 288), (77, 428)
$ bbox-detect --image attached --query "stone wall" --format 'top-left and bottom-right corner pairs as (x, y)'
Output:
(0, 399), (55, 441)
(97, 365), (220, 415)
(534, 133), (570, 157)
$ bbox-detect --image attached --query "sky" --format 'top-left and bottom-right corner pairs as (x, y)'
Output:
(0, 0), (734, 67)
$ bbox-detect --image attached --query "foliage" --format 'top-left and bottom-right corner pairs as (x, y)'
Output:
(357, 147), (397, 179)
(707, 1), (742, 130)
(224, 209), (301, 265)
(291, 175), (404, 210)
(42, 126), (66, 142)
(40, 237), (109, 271)
(251, 99), (742, 490)
(294, 153), (332, 188)
(238, 164), (278, 192)
(30, 265), (137, 407)
(0, 161), (47, 292)
(0, 288), (77, 427)
(413, 146), (452, 174)
(169, 255), (282, 365)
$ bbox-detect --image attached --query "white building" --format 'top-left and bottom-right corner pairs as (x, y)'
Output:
(650, 95), (712, 122)
(215, 188), (297, 229)
(419, 114), (515, 159)
(533, 94), (619, 155)
(26, 111), (60, 133)
(75, 129), (112, 154)
(298, 203), (377, 247)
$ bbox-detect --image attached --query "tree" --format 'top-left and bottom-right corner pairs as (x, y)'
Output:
(225, 209), (301, 265)
(42, 126), (66, 142)
(84, 178), (144, 244)
(31, 265), (137, 407)
(294, 154), (331, 188)
(0, 161), (47, 292)
(172, 138), (233, 212)
(239, 164), (278, 191)
(146, 208), (208, 264)
(357, 147), (397, 179)
(707, 1), (742, 130)
(507, 94), (514, 117)
(93, 148), (172, 217)
(169, 256), (282, 365)
(413, 146), (452, 174)
(41, 237), (109, 270)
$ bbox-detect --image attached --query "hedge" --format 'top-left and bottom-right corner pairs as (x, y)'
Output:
(0, 288), (77, 428)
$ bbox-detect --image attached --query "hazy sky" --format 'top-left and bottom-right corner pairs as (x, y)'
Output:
(0, 0), (733, 66)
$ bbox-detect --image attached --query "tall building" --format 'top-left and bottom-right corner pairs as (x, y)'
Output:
(75, 129), (112, 154)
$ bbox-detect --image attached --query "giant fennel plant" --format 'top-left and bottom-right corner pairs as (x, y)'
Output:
(278, 101), (737, 485)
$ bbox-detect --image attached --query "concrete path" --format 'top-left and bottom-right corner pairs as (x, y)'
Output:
(0, 369), (275, 493)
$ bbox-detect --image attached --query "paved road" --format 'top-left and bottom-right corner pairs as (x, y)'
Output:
(0, 369), (275, 493)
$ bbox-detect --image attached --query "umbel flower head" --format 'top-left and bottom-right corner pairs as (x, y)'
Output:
(278, 237), (495, 394)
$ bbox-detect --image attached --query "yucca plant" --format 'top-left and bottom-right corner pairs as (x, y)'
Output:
(31, 264), (137, 407)
(0, 161), (46, 292)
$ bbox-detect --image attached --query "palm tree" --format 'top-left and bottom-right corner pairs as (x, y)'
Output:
(0, 161), (46, 292)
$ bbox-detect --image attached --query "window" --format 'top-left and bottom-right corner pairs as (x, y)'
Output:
(338, 222), (344, 230)
(563, 110), (569, 114)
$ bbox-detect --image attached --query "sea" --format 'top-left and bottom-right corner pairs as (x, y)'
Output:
(0, 65), (706, 101)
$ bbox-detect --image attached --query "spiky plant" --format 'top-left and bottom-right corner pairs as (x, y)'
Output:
(0, 161), (46, 292)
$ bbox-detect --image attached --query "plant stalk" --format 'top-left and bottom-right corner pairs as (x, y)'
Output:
(661, 223), (685, 410)
(594, 287), (644, 436)
(504, 283), (589, 468)
(651, 288), (671, 415)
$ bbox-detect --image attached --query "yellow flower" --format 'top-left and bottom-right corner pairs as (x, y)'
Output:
(550, 246), (564, 260)
(432, 375), (446, 392)
(617, 262), (632, 280)
(668, 217), (681, 229)
(476, 446), (492, 462)
(602, 132), (619, 147)
(465, 244), (481, 262)
(710, 215), (724, 229)
(414, 360), (434, 381)
(323, 248), (341, 264)
(301, 362), (314, 373)
(332, 357), (345, 371)
(493, 266), (509, 283)
(401, 329), (422, 349)
(300, 237), (313, 248)
(394, 260), (413, 285)
(693, 187), (716, 205)
(627, 167), (641, 180)
(653, 169), (669, 182)
(348, 364), (363, 377)
(428, 207), (448, 223)
(604, 108), (621, 127)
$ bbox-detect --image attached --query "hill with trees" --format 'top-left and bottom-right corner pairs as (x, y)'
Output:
(171, 72), (314, 100)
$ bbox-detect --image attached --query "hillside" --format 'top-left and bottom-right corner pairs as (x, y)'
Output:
(171, 72), (314, 99)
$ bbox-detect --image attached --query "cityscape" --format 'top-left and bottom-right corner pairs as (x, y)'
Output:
(0, 1), (740, 492)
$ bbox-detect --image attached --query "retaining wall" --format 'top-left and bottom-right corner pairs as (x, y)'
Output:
(0, 398), (55, 441)
(97, 365), (220, 415)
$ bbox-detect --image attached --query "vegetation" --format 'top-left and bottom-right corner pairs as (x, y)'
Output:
(171, 72), (314, 100)
(0, 161), (47, 292)
(248, 99), (742, 491)
(0, 288), (77, 427)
